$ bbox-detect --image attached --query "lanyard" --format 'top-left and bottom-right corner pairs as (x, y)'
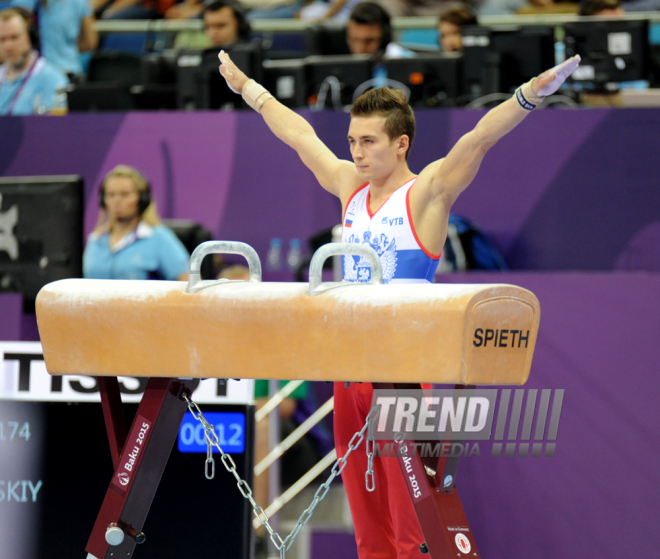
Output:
(0, 54), (40, 116)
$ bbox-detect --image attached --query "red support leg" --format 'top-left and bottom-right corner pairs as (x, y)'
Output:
(98, 377), (128, 470)
(86, 377), (199, 559)
(373, 382), (480, 559)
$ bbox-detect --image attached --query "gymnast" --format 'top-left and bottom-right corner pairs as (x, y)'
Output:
(217, 51), (580, 559)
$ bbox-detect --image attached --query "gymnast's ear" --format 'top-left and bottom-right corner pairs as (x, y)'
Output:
(396, 135), (409, 156)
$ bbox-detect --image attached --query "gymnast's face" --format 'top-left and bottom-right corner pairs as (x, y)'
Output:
(104, 176), (140, 222)
(348, 115), (406, 179)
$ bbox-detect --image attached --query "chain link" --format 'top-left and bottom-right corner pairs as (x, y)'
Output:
(365, 406), (380, 492)
(182, 393), (380, 557)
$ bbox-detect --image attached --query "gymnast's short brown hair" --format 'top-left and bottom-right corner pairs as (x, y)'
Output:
(351, 87), (416, 160)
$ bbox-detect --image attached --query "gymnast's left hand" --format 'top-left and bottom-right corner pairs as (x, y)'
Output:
(218, 50), (249, 94)
(532, 55), (581, 97)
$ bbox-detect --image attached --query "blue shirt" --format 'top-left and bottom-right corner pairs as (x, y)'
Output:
(0, 56), (68, 115)
(13, 0), (92, 74)
(83, 222), (190, 280)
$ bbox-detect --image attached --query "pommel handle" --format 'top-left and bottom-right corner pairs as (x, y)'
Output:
(186, 241), (261, 294)
(307, 243), (382, 296)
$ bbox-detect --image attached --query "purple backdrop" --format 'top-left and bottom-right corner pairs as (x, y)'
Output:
(2, 108), (659, 270)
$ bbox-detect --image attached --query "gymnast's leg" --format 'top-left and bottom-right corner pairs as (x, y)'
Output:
(334, 382), (398, 559)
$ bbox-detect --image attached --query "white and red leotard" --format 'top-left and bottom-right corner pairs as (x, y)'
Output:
(335, 178), (441, 559)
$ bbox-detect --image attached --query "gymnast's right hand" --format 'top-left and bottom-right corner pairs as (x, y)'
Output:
(218, 50), (249, 94)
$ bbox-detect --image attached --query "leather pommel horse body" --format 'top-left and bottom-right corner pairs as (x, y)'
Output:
(37, 280), (539, 386)
(35, 242), (540, 559)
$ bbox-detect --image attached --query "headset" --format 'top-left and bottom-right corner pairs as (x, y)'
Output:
(98, 172), (152, 216)
(203, 0), (251, 42)
(349, 2), (392, 52)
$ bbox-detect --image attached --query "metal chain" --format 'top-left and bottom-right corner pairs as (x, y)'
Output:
(365, 407), (379, 492)
(182, 393), (381, 557)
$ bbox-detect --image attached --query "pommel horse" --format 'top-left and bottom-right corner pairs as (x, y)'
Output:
(35, 241), (541, 559)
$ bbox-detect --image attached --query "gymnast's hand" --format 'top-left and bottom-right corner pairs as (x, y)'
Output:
(218, 50), (249, 94)
(532, 55), (581, 97)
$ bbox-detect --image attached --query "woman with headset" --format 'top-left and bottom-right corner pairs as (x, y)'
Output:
(83, 165), (190, 281)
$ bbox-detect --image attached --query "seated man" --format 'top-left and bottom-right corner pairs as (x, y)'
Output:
(380, 0), (471, 17)
(346, 2), (412, 59)
(0, 7), (68, 115)
(204, 0), (250, 46)
(579, 0), (624, 14)
(100, 0), (167, 19)
(480, 0), (577, 16)
(173, 1), (251, 50)
(437, 6), (477, 53)
(584, 0), (660, 17)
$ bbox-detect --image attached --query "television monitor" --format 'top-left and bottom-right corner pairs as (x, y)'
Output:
(305, 54), (373, 107)
(305, 23), (351, 56)
(0, 176), (84, 310)
(563, 19), (649, 87)
(66, 83), (134, 112)
(385, 53), (462, 107)
(176, 43), (262, 110)
(142, 49), (179, 86)
(130, 84), (178, 110)
(262, 58), (308, 108)
(461, 26), (501, 99)
(462, 25), (555, 95)
(492, 26), (556, 93)
(87, 51), (143, 87)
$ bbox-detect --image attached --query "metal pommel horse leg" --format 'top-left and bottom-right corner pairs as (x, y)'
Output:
(86, 377), (199, 559)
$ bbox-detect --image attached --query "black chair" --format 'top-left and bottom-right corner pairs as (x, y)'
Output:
(88, 51), (144, 87)
(161, 219), (214, 279)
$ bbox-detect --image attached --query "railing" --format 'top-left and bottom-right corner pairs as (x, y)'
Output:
(254, 381), (335, 530)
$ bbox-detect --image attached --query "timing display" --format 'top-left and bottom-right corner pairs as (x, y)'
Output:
(0, 421), (31, 442)
(177, 412), (245, 454)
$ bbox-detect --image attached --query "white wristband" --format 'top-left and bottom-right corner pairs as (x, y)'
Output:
(242, 79), (274, 113)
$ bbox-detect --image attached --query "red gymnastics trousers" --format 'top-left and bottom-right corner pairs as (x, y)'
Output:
(334, 382), (429, 559)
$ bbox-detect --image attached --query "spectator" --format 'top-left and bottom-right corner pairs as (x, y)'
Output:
(12, 0), (97, 76)
(579, 0), (624, 14)
(98, 0), (175, 19)
(379, 0), (468, 17)
(171, 1), (250, 49)
(203, 0), (250, 45)
(298, 0), (359, 21)
(515, 0), (579, 14)
(84, 165), (190, 281)
(346, 2), (411, 58)
(438, 6), (476, 52)
(165, 0), (203, 18)
(0, 7), (68, 115)
(241, 0), (301, 20)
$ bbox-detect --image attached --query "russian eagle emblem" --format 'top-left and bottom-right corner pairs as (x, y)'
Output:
(343, 231), (398, 284)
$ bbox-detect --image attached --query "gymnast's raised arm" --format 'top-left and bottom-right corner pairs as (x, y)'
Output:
(417, 56), (581, 208)
(218, 51), (361, 203)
